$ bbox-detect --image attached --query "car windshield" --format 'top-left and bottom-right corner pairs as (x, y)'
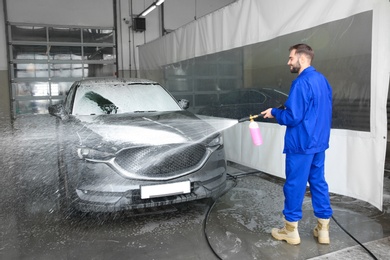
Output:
(72, 83), (181, 115)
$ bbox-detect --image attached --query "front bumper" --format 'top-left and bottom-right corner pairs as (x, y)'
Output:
(72, 149), (227, 212)
(75, 171), (227, 212)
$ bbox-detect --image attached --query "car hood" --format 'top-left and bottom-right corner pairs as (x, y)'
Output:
(74, 110), (217, 146)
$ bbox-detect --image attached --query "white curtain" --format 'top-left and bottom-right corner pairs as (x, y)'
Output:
(139, 0), (390, 210)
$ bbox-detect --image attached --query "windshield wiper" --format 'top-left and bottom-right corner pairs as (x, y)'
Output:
(84, 91), (118, 114)
(102, 104), (118, 114)
(133, 110), (157, 113)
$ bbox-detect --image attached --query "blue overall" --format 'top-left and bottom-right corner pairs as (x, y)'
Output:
(271, 66), (333, 222)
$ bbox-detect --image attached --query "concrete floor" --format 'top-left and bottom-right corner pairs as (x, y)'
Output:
(0, 114), (389, 260)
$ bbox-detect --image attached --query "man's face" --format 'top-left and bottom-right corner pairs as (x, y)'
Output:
(287, 49), (300, 74)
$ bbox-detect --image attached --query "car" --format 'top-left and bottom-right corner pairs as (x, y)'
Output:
(48, 78), (227, 213)
(197, 88), (288, 122)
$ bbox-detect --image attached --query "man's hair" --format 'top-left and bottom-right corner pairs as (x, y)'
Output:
(289, 43), (314, 61)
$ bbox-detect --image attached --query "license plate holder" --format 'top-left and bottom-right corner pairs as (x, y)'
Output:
(141, 180), (191, 199)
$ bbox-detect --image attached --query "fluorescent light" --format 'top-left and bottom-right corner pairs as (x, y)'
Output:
(140, 5), (156, 17)
(156, 0), (165, 5)
(138, 0), (163, 17)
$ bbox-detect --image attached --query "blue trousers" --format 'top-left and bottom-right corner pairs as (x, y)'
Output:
(283, 151), (333, 222)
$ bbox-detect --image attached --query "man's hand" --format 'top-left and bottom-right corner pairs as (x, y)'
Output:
(261, 108), (274, 119)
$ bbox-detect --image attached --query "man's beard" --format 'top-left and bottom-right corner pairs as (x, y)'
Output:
(290, 62), (300, 73)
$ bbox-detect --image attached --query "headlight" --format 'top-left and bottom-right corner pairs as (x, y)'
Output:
(77, 147), (115, 160)
(207, 135), (223, 147)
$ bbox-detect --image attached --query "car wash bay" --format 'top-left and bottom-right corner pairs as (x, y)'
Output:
(1, 115), (389, 260)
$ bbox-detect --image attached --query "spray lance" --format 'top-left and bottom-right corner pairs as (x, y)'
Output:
(238, 113), (263, 146)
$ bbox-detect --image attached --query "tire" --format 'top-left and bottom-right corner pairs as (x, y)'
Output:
(56, 141), (82, 219)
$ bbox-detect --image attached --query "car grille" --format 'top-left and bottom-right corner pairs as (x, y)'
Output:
(115, 143), (207, 177)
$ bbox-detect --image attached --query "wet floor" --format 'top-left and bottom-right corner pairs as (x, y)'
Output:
(0, 114), (389, 259)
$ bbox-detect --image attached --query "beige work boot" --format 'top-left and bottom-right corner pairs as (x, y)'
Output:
(271, 219), (301, 245)
(313, 218), (330, 244)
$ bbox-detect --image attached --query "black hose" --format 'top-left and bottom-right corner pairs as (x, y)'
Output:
(203, 174), (238, 260)
(203, 170), (379, 260)
(331, 215), (378, 260)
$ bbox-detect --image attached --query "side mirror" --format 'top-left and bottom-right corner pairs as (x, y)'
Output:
(48, 104), (69, 120)
(178, 99), (190, 110)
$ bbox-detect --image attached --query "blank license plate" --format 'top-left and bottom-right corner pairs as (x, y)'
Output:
(141, 180), (191, 199)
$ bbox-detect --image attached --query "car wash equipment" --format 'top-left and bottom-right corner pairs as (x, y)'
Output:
(313, 218), (330, 244)
(249, 119), (263, 146)
(271, 219), (301, 245)
(238, 114), (263, 146)
(238, 113), (261, 123)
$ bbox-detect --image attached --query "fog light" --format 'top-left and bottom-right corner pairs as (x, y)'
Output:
(77, 148), (114, 160)
(77, 148), (90, 159)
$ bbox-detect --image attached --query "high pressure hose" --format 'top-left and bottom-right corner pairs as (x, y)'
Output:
(203, 171), (379, 260)
(203, 174), (238, 260)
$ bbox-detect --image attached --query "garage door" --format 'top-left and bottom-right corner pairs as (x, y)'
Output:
(7, 23), (117, 116)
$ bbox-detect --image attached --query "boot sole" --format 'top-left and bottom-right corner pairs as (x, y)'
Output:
(318, 238), (330, 244)
(272, 230), (301, 245)
(273, 236), (301, 245)
(313, 230), (330, 244)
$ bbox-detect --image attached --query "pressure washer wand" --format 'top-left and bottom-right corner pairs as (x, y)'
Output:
(238, 113), (262, 123)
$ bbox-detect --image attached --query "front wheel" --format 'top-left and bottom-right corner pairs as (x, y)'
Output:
(57, 145), (82, 219)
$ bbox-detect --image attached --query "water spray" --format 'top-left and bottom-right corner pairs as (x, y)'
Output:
(238, 114), (263, 146)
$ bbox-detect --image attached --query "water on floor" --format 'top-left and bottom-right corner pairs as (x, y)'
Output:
(0, 114), (389, 259)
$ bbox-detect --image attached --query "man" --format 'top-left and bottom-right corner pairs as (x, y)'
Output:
(261, 43), (333, 245)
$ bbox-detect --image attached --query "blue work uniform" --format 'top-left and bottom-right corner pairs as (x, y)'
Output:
(271, 66), (333, 221)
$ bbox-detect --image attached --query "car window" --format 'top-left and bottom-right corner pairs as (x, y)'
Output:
(219, 91), (240, 104)
(240, 90), (267, 104)
(72, 83), (181, 115)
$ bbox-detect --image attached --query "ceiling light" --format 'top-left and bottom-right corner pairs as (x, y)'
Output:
(140, 5), (156, 17)
(156, 0), (165, 5)
(138, 0), (164, 18)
